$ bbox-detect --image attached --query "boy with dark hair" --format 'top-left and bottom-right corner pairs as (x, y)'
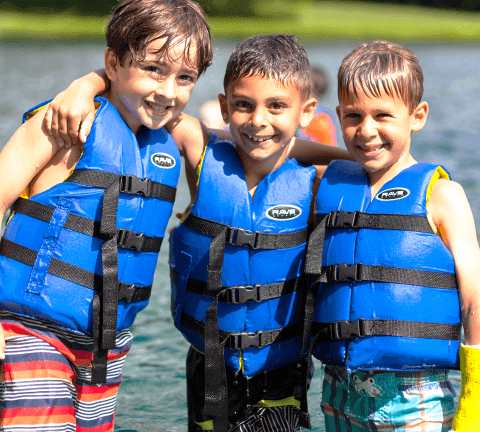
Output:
(36, 31), (350, 431)
(306, 40), (480, 432)
(0, 0), (212, 429)
(168, 33), (321, 432)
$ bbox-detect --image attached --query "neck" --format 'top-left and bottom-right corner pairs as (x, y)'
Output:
(237, 141), (290, 198)
(368, 153), (417, 198)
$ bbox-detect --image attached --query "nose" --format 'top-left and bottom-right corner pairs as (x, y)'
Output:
(155, 75), (177, 102)
(357, 116), (378, 140)
(249, 106), (268, 128)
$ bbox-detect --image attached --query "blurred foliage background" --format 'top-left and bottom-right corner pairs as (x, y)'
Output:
(0, 0), (478, 41)
(0, 0), (479, 16)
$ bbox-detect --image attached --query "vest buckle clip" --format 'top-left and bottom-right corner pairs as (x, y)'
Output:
(327, 210), (358, 229)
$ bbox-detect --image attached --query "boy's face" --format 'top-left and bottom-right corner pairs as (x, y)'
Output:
(337, 87), (428, 180)
(105, 37), (199, 134)
(219, 75), (315, 163)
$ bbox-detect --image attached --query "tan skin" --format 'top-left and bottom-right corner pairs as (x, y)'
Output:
(337, 88), (480, 346)
(0, 64), (351, 360)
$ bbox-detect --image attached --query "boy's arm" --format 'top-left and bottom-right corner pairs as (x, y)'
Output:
(288, 136), (352, 165)
(0, 107), (61, 221)
(43, 69), (109, 148)
(428, 179), (480, 432)
(0, 107), (62, 360)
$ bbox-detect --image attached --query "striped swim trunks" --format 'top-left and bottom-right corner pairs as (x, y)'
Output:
(0, 312), (132, 432)
(321, 366), (456, 432)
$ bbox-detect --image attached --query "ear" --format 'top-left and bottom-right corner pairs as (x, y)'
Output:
(218, 93), (229, 124)
(299, 97), (317, 129)
(336, 105), (342, 126)
(104, 48), (120, 81)
(411, 101), (428, 132)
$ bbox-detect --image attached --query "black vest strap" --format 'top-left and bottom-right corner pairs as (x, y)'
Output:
(183, 213), (308, 250)
(180, 212), (309, 430)
(67, 169), (177, 202)
(319, 263), (458, 290)
(0, 238), (151, 302)
(311, 319), (462, 343)
(181, 312), (302, 349)
(13, 198), (163, 253)
(170, 268), (303, 304)
(305, 211), (434, 275)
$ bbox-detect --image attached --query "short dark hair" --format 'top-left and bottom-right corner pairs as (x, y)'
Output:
(338, 40), (423, 114)
(106, 0), (213, 76)
(223, 34), (311, 99)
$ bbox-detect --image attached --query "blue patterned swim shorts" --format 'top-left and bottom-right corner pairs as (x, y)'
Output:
(321, 366), (456, 432)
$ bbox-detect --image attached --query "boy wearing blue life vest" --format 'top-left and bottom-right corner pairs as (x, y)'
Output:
(167, 34), (324, 432)
(0, 0), (214, 429)
(305, 40), (480, 432)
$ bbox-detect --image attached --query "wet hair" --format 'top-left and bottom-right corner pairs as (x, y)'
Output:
(338, 40), (423, 114)
(223, 34), (311, 100)
(106, 0), (213, 76)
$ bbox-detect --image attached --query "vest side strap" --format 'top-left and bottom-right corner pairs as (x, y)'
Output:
(67, 169), (176, 203)
(0, 238), (151, 302)
(320, 263), (458, 290)
(13, 198), (163, 253)
(318, 211), (434, 233)
(181, 312), (302, 349)
(170, 268), (304, 303)
(183, 214), (308, 250)
(312, 319), (462, 343)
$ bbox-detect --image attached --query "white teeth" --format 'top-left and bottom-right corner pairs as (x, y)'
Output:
(146, 101), (168, 113)
(246, 133), (274, 142)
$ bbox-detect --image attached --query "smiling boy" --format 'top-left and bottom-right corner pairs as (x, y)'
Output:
(0, 0), (213, 430)
(168, 34), (332, 431)
(306, 40), (480, 432)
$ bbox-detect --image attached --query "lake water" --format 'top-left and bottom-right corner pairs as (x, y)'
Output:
(1, 39), (479, 431)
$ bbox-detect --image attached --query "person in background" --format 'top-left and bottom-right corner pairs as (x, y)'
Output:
(295, 65), (337, 146)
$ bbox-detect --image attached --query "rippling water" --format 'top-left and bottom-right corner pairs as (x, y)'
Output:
(1, 40), (479, 431)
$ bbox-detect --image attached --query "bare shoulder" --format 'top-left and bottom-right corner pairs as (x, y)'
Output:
(429, 178), (469, 214)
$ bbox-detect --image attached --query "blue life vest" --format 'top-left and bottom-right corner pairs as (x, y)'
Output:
(307, 160), (461, 372)
(0, 97), (180, 381)
(169, 134), (316, 378)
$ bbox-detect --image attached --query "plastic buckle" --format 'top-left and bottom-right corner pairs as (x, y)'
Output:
(227, 284), (261, 304)
(331, 319), (365, 341)
(328, 263), (360, 282)
(118, 282), (136, 302)
(234, 228), (258, 248)
(327, 210), (358, 229)
(119, 175), (151, 196)
(230, 331), (262, 349)
(117, 229), (146, 251)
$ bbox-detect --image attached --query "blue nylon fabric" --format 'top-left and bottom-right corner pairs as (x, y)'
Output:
(312, 160), (460, 372)
(169, 134), (316, 377)
(0, 97), (181, 336)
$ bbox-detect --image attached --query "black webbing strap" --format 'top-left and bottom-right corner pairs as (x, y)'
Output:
(13, 198), (163, 253)
(0, 238), (152, 301)
(181, 312), (303, 349)
(183, 213), (308, 251)
(181, 213), (308, 430)
(170, 267), (303, 304)
(311, 319), (462, 343)
(68, 168), (175, 383)
(67, 169), (177, 203)
(317, 263), (458, 290)
(305, 211), (434, 275)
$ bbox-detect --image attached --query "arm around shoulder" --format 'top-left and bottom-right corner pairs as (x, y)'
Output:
(287, 136), (353, 166)
(0, 106), (61, 221)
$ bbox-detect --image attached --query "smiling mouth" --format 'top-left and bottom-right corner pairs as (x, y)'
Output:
(244, 133), (275, 143)
(355, 143), (387, 154)
(146, 100), (170, 114)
